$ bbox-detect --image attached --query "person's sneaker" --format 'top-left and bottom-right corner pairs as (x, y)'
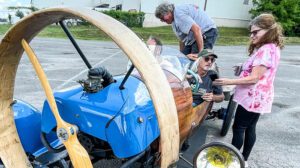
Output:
(244, 161), (249, 168)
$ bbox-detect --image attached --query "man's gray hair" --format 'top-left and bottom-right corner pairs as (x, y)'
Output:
(155, 2), (174, 19)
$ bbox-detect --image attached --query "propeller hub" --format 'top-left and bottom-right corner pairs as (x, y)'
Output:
(57, 128), (69, 142)
(57, 126), (79, 142)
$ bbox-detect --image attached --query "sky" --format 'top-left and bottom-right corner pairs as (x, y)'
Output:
(0, 0), (30, 10)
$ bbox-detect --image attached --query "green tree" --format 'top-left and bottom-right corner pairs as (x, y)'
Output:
(28, 6), (38, 12)
(250, 0), (300, 36)
(15, 10), (24, 19)
(8, 6), (38, 12)
(101, 10), (145, 27)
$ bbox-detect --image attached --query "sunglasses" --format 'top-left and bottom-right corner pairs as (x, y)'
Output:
(250, 29), (263, 36)
(204, 57), (215, 63)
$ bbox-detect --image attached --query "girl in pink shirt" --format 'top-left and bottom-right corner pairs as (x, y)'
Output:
(214, 13), (284, 166)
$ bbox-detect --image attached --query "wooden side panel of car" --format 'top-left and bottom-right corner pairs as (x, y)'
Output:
(164, 70), (212, 146)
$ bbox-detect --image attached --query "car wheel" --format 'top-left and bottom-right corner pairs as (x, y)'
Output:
(66, 21), (73, 27)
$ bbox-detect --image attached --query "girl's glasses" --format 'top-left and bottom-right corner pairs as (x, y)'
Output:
(250, 29), (262, 36)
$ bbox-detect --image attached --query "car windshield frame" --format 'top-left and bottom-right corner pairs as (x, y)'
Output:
(158, 46), (191, 81)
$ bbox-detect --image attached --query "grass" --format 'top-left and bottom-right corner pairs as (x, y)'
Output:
(0, 24), (11, 34)
(1, 24), (299, 45)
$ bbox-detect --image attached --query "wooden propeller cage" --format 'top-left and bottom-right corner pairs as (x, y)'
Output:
(0, 7), (179, 168)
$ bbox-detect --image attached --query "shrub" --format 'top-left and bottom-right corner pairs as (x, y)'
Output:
(250, 0), (300, 36)
(15, 10), (24, 19)
(101, 10), (145, 27)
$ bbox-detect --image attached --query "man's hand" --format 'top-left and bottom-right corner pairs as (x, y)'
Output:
(186, 74), (193, 79)
(187, 53), (198, 61)
(201, 92), (213, 102)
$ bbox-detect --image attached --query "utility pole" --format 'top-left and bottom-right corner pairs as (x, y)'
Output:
(204, 0), (208, 11)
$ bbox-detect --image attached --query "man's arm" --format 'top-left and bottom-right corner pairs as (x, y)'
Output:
(179, 41), (185, 52)
(212, 93), (224, 103)
(202, 71), (224, 102)
(191, 23), (203, 52)
(201, 92), (224, 103)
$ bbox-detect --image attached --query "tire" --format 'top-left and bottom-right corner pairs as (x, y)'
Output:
(66, 21), (73, 27)
(220, 94), (237, 136)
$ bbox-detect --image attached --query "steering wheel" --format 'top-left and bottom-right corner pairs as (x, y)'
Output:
(187, 69), (200, 93)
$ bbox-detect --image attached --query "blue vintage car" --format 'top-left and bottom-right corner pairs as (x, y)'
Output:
(0, 7), (244, 168)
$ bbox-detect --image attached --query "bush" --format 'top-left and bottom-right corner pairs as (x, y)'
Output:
(15, 10), (24, 19)
(101, 10), (145, 27)
(250, 0), (300, 36)
(77, 19), (92, 26)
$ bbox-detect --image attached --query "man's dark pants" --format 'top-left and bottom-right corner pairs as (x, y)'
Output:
(181, 28), (218, 55)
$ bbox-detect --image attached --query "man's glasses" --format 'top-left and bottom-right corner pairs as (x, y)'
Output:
(250, 29), (262, 36)
(204, 57), (215, 63)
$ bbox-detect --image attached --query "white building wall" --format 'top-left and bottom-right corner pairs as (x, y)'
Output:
(0, 10), (20, 24)
(205, 0), (253, 27)
(31, 0), (253, 28)
(141, 0), (253, 28)
(122, 0), (141, 11)
(33, 0), (94, 9)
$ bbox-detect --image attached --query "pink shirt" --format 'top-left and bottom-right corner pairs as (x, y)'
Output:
(233, 43), (281, 114)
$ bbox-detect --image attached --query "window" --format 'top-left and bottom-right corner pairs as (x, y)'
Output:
(243, 0), (249, 5)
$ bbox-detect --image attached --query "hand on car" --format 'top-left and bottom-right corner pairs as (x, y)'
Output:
(186, 74), (192, 79)
(201, 92), (213, 102)
(186, 53), (198, 61)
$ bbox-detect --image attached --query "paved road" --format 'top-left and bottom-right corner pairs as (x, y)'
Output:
(205, 45), (300, 168)
(179, 45), (300, 168)
(3, 37), (300, 167)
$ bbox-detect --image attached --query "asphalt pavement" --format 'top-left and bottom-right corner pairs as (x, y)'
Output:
(2, 36), (300, 168)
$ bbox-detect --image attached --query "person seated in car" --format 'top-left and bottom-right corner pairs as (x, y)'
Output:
(147, 36), (163, 58)
(189, 49), (224, 106)
(127, 36), (164, 71)
(145, 37), (224, 106)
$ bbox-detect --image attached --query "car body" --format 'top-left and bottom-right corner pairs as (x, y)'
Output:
(0, 7), (243, 168)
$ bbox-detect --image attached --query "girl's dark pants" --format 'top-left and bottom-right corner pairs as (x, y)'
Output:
(231, 105), (260, 161)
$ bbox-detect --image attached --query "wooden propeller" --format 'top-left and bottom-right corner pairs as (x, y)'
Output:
(21, 39), (92, 168)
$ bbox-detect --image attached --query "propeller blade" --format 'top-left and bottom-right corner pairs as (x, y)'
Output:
(21, 39), (92, 168)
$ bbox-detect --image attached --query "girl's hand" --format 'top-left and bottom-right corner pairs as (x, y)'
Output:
(213, 78), (232, 85)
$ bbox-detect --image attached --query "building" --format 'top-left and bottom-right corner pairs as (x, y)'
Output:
(0, 8), (32, 24)
(32, 0), (253, 28)
(32, 0), (122, 10)
(0, 0), (32, 24)
(122, 0), (253, 28)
